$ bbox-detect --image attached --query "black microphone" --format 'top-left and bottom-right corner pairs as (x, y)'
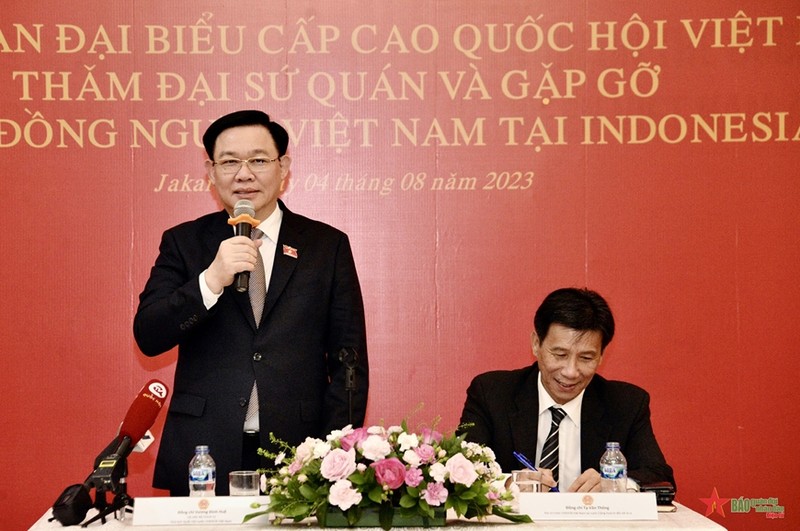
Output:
(338, 348), (358, 425)
(230, 199), (258, 293)
(338, 348), (358, 391)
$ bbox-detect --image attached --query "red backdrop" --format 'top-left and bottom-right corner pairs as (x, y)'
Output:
(2, 2), (798, 529)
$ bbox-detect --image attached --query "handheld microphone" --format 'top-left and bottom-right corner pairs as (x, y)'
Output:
(227, 199), (260, 293)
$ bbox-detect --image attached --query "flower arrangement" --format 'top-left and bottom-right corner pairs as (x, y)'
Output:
(245, 421), (531, 529)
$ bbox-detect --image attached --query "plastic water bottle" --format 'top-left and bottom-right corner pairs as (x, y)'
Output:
(599, 441), (627, 492)
(188, 445), (216, 496)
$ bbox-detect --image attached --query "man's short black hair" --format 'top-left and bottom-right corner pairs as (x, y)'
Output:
(534, 288), (615, 350)
(202, 110), (289, 159)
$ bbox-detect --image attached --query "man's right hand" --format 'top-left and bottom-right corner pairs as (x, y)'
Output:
(205, 236), (262, 294)
(510, 468), (558, 492)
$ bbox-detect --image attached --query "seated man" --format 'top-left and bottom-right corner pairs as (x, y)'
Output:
(459, 287), (675, 493)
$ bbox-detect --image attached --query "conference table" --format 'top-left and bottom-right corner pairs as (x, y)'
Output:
(30, 502), (725, 530)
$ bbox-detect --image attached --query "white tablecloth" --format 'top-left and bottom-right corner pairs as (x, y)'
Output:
(30, 503), (725, 530)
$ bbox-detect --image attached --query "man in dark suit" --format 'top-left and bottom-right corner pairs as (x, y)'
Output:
(459, 288), (674, 493)
(134, 110), (369, 496)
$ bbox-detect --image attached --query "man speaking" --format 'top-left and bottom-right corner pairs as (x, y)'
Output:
(134, 110), (369, 495)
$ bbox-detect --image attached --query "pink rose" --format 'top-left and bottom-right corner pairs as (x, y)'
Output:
(414, 444), (436, 464)
(370, 457), (407, 490)
(328, 479), (362, 511)
(320, 448), (357, 481)
(405, 467), (423, 488)
(421, 482), (448, 506)
(340, 427), (369, 452)
(445, 453), (478, 487)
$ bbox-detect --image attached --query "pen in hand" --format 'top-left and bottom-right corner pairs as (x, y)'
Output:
(512, 451), (559, 492)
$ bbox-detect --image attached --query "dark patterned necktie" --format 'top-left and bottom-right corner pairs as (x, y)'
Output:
(539, 406), (567, 484)
(245, 228), (265, 427)
(248, 228), (266, 326)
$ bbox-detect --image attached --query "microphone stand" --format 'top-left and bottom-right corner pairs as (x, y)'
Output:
(338, 348), (358, 425)
(82, 450), (134, 526)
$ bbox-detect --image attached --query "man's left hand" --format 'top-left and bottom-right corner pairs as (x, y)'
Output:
(566, 469), (601, 492)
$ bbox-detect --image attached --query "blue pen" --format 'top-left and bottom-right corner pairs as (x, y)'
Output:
(512, 451), (559, 492)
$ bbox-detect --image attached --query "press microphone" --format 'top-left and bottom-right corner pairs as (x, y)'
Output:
(89, 379), (170, 491)
(116, 378), (170, 455)
(52, 380), (170, 526)
(228, 199), (260, 293)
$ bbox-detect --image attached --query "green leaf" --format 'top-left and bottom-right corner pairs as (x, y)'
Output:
(278, 501), (312, 519)
(418, 499), (435, 519)
(349, 472), (367, 485)
(368, 485), (385, 505)
(454, 497), (468, 516)
(299, 484), (317, 501)
(379, 504), (394, 531)
(242, 510), (269, 523)
(458, 489), (478, 500)
(316, 502), (329, 527)
(493, 507), (534, 523)
(399, 493), (417, 508)
(347, 507), (363, 526)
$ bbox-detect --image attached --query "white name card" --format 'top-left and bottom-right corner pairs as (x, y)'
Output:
(132, 496), (270, 526)
(518, 491), (658, 521)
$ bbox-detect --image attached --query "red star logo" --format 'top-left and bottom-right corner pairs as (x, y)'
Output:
(699, 487), (731, 517)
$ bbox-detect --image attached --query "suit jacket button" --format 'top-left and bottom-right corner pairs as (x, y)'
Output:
(239, 398), (247, 407)
(253, 352), (262, 361)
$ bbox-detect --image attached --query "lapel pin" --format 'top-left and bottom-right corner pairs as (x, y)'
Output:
(283, 244), (298, 259)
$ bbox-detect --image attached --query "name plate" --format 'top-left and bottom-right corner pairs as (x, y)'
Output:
(132, 496), (270, 526)
(518, 492), (658, 521)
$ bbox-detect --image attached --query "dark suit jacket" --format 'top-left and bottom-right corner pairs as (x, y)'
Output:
(459, 363), (675, 490)
(133, 200), (368, 495)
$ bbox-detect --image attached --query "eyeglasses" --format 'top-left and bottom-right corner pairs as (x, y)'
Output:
(211, 156), (279, 175)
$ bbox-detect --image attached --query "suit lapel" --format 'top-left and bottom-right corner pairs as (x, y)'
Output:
(509, 365), (541, 460)
(580, 379), (609, 471)
(261, 202), (303, 322)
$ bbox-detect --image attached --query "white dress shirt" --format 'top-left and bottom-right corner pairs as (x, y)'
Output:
(534, 373), (640, 492)
(535, 373), (584, 491)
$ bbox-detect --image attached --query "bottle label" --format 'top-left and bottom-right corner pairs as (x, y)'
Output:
(601, 464), (625, 479)
(190, 467), (215, 482)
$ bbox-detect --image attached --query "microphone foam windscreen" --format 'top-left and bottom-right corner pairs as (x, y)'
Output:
(234, 199), (255, 218)
(118, 380), (170, 444)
